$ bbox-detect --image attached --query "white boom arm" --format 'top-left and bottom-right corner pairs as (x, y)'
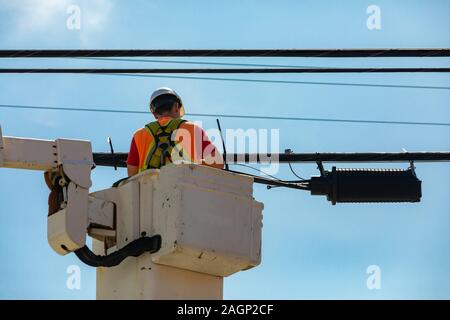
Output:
(0, 125), (96, 254)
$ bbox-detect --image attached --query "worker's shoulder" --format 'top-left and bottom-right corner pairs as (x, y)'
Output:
(132, 126), (152, 139)
(179, 120), (205, 131)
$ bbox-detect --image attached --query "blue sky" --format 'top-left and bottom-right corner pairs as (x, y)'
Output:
(0, 0), (449, 299)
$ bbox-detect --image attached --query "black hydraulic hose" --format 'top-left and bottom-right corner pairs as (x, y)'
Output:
(74, 235), (161, 267)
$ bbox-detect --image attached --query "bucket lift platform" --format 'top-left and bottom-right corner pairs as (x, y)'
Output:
(90, 164), (263, 299)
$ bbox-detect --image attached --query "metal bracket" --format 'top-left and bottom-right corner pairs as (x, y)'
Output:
(409, 160), (416, 176)
(316, 161), (326, 176)
(56, 138), (93, 189)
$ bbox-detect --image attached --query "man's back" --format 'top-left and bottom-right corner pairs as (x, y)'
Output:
(127, 116), (223, 174)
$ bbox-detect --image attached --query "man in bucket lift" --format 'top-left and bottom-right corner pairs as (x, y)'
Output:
(127, 87), (224, 176)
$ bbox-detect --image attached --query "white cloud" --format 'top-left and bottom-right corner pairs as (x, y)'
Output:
(84, 0), (112, 28)
(79, 0), (113, 45)
(1, 0), (70, 32)
(0, 0), (113, 44)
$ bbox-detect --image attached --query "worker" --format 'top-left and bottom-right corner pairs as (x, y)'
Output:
(127, 87), (224, 176)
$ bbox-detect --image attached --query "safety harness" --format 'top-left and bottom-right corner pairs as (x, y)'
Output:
(144, 118), (187, 169)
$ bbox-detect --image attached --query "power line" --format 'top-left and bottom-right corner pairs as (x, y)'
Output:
(92, 152), (450, 167)
(3, 55), (449, 89)
(225, 169), (310, 190)
(73, 57), (326, 68)
(1, 104), (449, 127)
(227, 152), (450, 163)
(230, 163), (289, 182)
(288, 162), (306, 180)
(0, 104), (147, 114)
(1, 48), (449, 58)
(1, 67), (450, 74)
(2, 69), (447, 90)
(104, 73), (450, 90)
(89, 73), (450, 90)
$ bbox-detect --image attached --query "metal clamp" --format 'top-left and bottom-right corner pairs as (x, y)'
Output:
(316, 161), (325, 176)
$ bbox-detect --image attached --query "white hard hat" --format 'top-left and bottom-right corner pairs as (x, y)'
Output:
(149, 87), (185, 117)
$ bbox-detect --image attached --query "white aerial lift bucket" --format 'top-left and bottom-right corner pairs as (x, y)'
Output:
(90, 164), (263, 299)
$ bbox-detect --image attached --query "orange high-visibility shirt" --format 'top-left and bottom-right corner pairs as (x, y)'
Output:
(127, 116), (223, 171)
